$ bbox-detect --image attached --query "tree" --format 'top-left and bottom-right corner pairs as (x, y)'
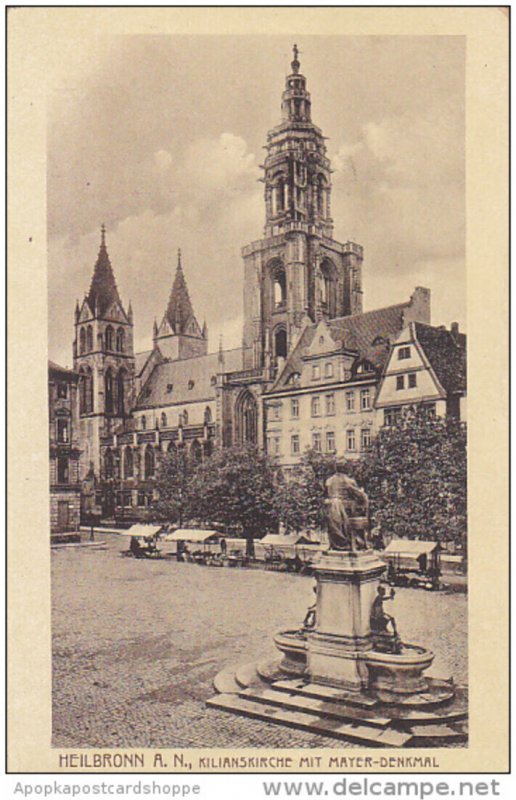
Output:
(190, 446), (279, 556)
(152, 447), (196, 526)
(357, 408), (467, 548)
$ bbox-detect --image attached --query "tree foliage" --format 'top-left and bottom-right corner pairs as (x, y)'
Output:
(152, 447), (196, 525)
(187, 445), (280, 556)
(356, 409), (467, 545)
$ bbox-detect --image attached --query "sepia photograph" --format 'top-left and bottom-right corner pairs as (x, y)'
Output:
(7, 6), (508, 775)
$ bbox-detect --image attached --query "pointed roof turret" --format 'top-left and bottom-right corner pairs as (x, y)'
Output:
(87, 224), (123, 318)
(165, 249), (196, 334)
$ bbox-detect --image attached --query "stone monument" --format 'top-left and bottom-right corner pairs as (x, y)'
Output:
(208, 469), (468, 747)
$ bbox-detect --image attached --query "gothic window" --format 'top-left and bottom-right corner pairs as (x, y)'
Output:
(144, 446), (155, 478)
(116, 368), (127, 416)
(57, 383), (68, 399)
(104, 368), (114, 413)
(116, 328), (125, 353)
(204, 406), (212, 424)
(191, 439), (202, 462)
(317, 175), (327, 217)
(79, 328), (86, 354)
(235, 390), (258, 445)
(105, 326), (114, 351)
(124, 448), (133, 478)
(104, 449), (114, 479)
(161, 412), (168, 428)
(167, 440), (176, 453)
(320, 260), (337, 318)
(274, 326), (287, 359)
(87, 325), (93, 352)
(79, 367), (93, 414)
(273, 268), (287, 309)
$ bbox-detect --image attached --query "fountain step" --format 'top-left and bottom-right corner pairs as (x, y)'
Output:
(207, 693), (414, 748)
(235, 662), (263, 689)
(273, 679), (380, 708)
(409, 722), (469, 745)
(239, 686), (392, 728)
(213, 667), (241, 695)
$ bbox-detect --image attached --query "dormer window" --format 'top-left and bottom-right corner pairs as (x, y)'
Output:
(188, 380), (195, 390)
(398, 346), (411, 360)
(166, 383), (173, 394)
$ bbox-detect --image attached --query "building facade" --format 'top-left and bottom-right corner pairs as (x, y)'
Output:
(62, 47), (466, 519)
(49, 361), (82, 538)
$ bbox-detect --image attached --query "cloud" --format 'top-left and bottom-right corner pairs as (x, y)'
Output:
(154, 149), (173, 171)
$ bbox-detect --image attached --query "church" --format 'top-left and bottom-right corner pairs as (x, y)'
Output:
(71, 47), (465, 518)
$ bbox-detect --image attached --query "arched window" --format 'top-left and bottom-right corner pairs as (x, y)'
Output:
(104, 368), (114, 413)
(79, 328), (86, 354)
(317, 175), (327, 217)
(79, 366), (93, 414)
(104, 449), (114, 479)
(167, 439), (176, 453)
(191, 439), (202, 463)
(141, 415), (146, 430)
(179, 409), (188, 426)
(320, 260), (337, 319)
(124, 448), (133, 478)
(235, 390), (258, 445)
(86, 325), (93, 352)
(274, 326), (288, 359)
(144, 445), (155, 478)
(105, 325), (114, 351)
(204, 406), (212, 424)
(116, 368), (126, 416)
(116, 328), (125, 353)
(161, 412), (168, 427)
(273, 267), (287, 309)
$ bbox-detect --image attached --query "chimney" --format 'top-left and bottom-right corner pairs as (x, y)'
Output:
(451, 322), (459, 340)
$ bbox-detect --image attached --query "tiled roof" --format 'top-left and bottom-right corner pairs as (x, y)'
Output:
(414, 323), (467, 394)
(135, 348), (244, 409)
(48, 360), (79, 379)
(272, 301), (411, 390)
(135, 350), (153, 376)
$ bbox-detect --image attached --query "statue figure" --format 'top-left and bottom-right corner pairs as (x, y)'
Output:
(325, 465), (370, 551)
(302, 585), (317, 630)
(370, 585), (402, 654)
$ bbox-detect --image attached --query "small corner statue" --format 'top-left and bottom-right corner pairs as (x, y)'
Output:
(324, 463), (370, 551)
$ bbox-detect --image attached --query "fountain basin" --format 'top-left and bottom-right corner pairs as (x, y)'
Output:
(364, 643), (435, 697)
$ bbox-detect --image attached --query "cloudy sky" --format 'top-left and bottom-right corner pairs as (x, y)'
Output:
(47, 35), (465, 367)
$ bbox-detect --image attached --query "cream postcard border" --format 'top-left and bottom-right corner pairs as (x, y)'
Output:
(7, 6), (509, 773)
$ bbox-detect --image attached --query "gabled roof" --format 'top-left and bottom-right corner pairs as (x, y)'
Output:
(414, 323), (467, 394)
(135, 348), (244, 410)
(87, 226), (124, 318)
(135, 350), (154, 377)
(48, 360), (80, 380)
(271, 300), (412, 391)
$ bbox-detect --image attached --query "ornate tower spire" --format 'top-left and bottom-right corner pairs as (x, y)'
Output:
(262, 46), (332, 238)
(165, 249), (196, 334)
(155, 250), (208, 360)
(87, 225), (123, 317)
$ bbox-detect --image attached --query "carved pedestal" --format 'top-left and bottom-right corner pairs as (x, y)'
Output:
(307, 550), (386, 691)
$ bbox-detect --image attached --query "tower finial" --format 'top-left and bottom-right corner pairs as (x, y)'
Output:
(291, 43), (300, 74)
(177, 248), (182, 268)
(100, 223), (106, 247)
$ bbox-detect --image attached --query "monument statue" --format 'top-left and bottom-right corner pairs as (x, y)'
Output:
(370, 585), (402, 654)
(325, 465), (370, 551)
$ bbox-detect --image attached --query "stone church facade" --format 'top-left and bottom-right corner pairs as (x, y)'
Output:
(70, 48), (463, 520)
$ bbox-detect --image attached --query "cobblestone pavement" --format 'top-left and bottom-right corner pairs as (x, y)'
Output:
(52, 535), (467, 749)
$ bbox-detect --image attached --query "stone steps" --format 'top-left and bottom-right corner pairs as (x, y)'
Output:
(207, 693), (414, 748)
(239, 686), (392, 728)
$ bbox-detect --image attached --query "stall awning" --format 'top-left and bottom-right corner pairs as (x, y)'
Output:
(120, 524), (163, 538)
(260, 534), (312, 547)
(164, 529), (221, 543)
(383, 539), (439, 556)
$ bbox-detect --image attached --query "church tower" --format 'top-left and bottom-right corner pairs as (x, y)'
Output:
(153, 249), (208, 361)
(242, 46), (364, 369)
(73, 225), (135, 478)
